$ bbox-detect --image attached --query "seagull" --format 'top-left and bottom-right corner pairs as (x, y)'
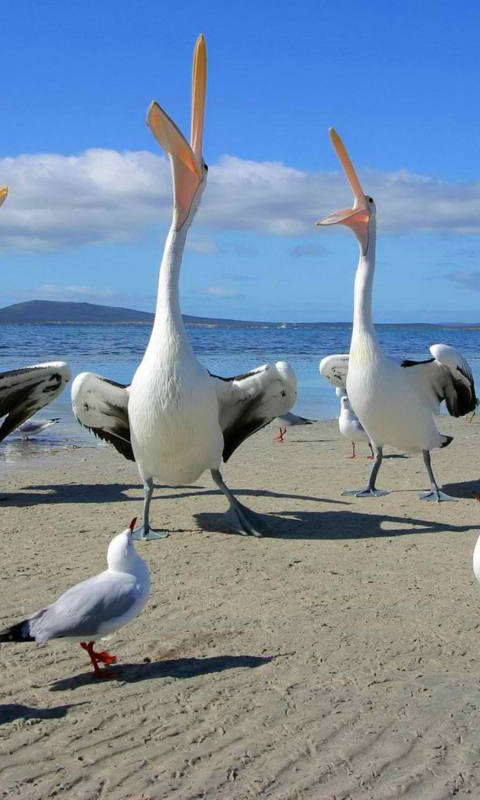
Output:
(15, 417), (60, 439)
(0, 518), (150, 679)
(316, 129), (477, 501)
(338, 396), (374, 459)
(273, 411), (315, 442)
(72, 36), (296, 540)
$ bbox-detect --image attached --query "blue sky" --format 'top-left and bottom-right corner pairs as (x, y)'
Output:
(1, 0), (480, 322)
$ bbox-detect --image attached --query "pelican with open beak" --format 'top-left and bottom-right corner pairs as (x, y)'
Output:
(72, 36), (296, 538)
(315, 129), (476, 501)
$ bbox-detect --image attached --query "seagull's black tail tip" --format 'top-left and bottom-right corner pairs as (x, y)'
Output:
(0, 621), (33, 643)
(440, 435), (454, 449)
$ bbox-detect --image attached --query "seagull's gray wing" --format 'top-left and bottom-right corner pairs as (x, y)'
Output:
(72, 372), (134, 461)
(25, 572), (139, 642)
(0, 362), (71, 442)
(210, 361), (297, 461)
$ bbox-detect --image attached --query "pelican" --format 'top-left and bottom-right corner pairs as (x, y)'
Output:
(72, 36), (296, 540)
(0, 186), (71, 447)
(316, 129), (477, 501)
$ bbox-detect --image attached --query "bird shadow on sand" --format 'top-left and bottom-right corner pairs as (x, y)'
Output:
(50, 654), (273, 692)
(0, 484), (336, 508)
(441, 478), (480, 499)
(0, 701), (87, 725)
(195, 508), (480, 541)
(0, 482), (205, 508)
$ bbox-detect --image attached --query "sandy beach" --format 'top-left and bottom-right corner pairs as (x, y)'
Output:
(1, 417), (480, 799)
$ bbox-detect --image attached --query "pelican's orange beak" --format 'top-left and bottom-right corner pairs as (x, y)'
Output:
(316, 129), (371, 254)
(0, 186), (8, 209)
(147, 35), (207, 229)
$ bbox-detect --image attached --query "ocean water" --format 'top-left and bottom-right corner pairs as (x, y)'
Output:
(1, 322), (479, 453)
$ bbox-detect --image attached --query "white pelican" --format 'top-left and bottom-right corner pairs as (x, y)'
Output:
(316, 129), (477, 501)
(0, 517), (149, 679)
(273, 411), (315, 442)
(0, 187), (71, 445)
(72, 36), (296, 540)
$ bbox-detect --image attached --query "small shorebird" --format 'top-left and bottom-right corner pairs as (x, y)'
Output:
(316, 129), (477, 501)
(72, 37), (296, 539)
(338, 396), (374, 459)
(0, 518), (149, 679)
(15, 417), (60, 439)
(273, 411), (315, 442)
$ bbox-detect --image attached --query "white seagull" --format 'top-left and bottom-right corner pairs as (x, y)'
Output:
(15, 417), (60, 439)
(273, 411), (315, 442)
(316, 129), (477, 501)
(338, 396), (374, 459)
(0, 188), (71, 447)
(72, 36), (296, 540)
(0, 518), (150, 679)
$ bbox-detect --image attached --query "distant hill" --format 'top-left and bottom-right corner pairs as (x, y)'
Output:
(0, 300), (271, 327)
(0, 300), (478, 328)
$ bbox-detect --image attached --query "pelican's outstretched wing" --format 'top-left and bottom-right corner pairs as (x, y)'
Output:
(0, 362), (71, 443)
(401, 344), (477, 417)
(72, 372), (134, 461)
(210, 361), (297, 462)
(319, 354), (349, 391)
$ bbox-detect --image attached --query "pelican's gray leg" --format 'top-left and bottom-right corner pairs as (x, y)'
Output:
(419, 450), (456, 502)
(211, 469), (268, 537)
(342, 446), (389, 498)
(132, 477), (169, 540)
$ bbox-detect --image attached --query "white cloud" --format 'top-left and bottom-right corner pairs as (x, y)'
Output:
(185, 238), (220, 255)
(1, 148), (480, 253)
(289, 244), (331, 258)
(443, 271), (480, 291)
(203, 286), (244, 299)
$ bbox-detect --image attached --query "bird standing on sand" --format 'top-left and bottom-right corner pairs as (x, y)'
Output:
(0, 518), (150, 679)
(15, 418), (60, 439)
(316, 129), (477, 501)
(338, 396), (374, 459)
(72, 36), (296, 540)
(273, 412), (315, 442)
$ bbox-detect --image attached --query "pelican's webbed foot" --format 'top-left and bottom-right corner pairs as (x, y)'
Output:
(419, 489), (456, 502)
(223, 501), (268, 538)
(342, 488), (390, 498)
(132, 526), (169, 541)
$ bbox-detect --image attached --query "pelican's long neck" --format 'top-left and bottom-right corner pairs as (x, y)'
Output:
(351, 221), (379, 349)
(146, 218), (195, 363)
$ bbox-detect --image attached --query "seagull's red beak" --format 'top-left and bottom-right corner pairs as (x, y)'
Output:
(129, 518), (137, 532)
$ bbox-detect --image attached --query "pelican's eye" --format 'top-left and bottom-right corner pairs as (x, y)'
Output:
(368, 197), (374, 204)
(204, 162), (209, 172)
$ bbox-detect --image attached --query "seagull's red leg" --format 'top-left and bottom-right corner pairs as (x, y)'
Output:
(92, 649), (117, 665)
(349, 442), (356, 459)
(80, 641), (118, 678)
(275, 428), (285, 443)
(367, 442), (374, 459)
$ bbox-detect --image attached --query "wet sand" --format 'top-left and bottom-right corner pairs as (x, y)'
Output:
(1, 417), (480, 799)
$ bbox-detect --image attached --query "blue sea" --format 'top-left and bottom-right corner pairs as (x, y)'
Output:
(1, 322), (479, 453)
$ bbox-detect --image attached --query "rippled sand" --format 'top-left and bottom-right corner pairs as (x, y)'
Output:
(1, 418), (480, 799)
